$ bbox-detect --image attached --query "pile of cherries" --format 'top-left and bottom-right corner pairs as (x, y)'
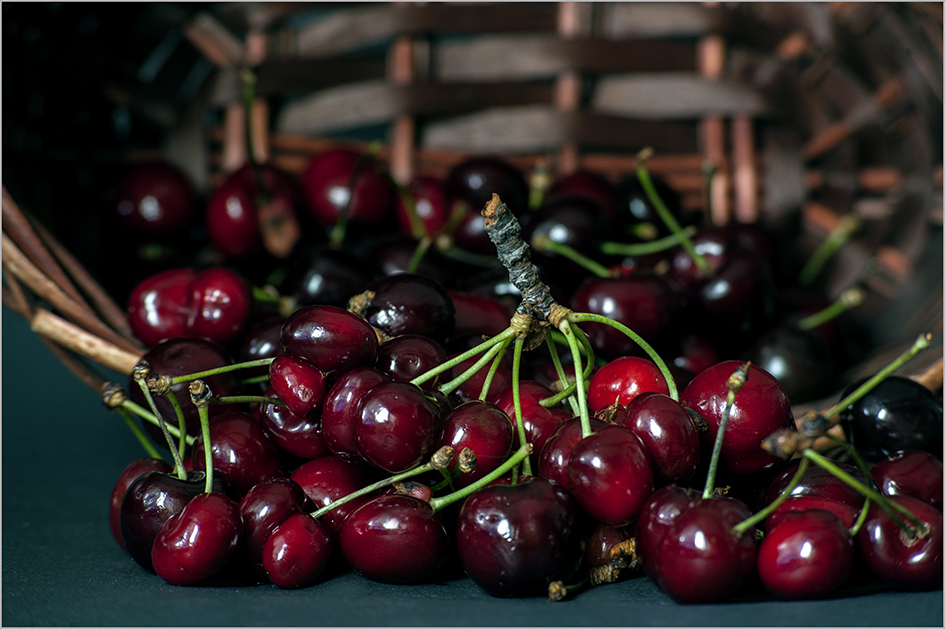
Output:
(107, 147), (942, 602)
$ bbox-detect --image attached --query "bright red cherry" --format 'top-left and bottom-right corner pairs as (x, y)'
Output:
(300, 148), (394, 227)
(537, 415), (606, 489)
(263, 513), (334, 588)
(237, 477), (308, 569)
(113, 161), (196, 236)
(587, 356), (670, 413)
(289, 455), (384, 535)
(190, 410), (282, 497)
(763, 495), (861, 534)
(281, 305), (379, 374)
(635, 484), (700, 584)
(437, 400), (514, 488)
(618, 392), (701, 484)
(268, 354), (329, 418)
(355, 381), (443, 473)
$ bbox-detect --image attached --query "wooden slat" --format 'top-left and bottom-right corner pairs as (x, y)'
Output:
(593, 74), (768, 117)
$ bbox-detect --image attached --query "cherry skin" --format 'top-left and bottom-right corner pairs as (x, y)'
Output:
(268, 354), (329, 418)
(679, 361), (794, 476)
(870, 450), (943, 509)
(438, 400), (514, 488)
(256, 387), (331, 460)
(520, 195), (603, 289)
(190, 410), (282, 497)
(567, 424), (655, 526)
(151, 492), (243, 586)
(587, 356), (670, 414)
(765, 459), (868, 511)
(289, 455), (384, 536)
(757, 509), (854, 599)
(375, 334), (448, 390)
(357, 273), (456, 345)
(237, 477), (308, 569)
(854, 495), (943, 589)
(263, 513), (334, 588)
(339, 494), (449, 584)
(109, 457), (172, 549)
(281, 304), (379, 374)
(537, 415), (606, 489)
(494, 382), (571, 469)
(611, 171), (688, 243)
(635, 484), (701, 584)
(321, 368), (391, 461)
(300, 148), (394, 228)
(283, 245), (369, 309)
(237, 316), (285, 384)
(618, 392), (701, 484)
(355, 380), (443, 473)
(113, 161), (196, 236)
(747, 324), (834, 403)
(456, 478), (587, 598)
(653, 497), (757, 604)
(764, 495), (861, 534)
(394, 174), (449, 237)
(547, 168), (618, 219)
(584, 523), (635, 570)
(447, 289), (514, 342)
(127, 267), (251, 348)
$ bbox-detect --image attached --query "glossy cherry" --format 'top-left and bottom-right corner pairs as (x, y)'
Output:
(375, 334), (448, 390)
(280, 304), (379, 374)
(763, 495), (861, 533)
(256, 387), (332, 460)
(547, 168), (618, 219)
(237, 477), (308, 568)
(747, 324), (834, 403)
(765, 459), (868, 511)
(520, 195), (603, 289)
(263, 512), (334, 588)
(113, 160), (196, 236)
(870, 450), (943, 510)
(269, 354), (329, 418)
(289, 455), (384, 535)
(190, 410), (282, 497)
(618, 392), (701, 484)
(438, 400), (514, 488)
(587, 356), (670, 413)
(109, 457), (172, 549)
(635, 484), (701, 584)
(356, 380), (443, 473)
(494, 382), (571, 468)
(283, 245), (369, 309)
(537, 415), (606, 489)
(321, 368), (391, 461)
(357, 273), (456, 345)
(300, 148), (394, 228)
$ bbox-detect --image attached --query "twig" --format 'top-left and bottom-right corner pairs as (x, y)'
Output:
(30, 308), (142, 375)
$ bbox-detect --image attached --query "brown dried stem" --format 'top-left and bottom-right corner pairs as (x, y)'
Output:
(30, 308), (142, 376)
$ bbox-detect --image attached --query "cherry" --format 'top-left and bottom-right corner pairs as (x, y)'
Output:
(300, 148), (394, 228)
(370, 234), (455, 287)
(112, 160), (196, 236)
(289, 455), (384, 535)
(281, 304), (379, 374)
(109, 457), (172, 549)
(447, 289), (513, 342)
(355, 380), (443, 473)
(547, 169), (618, 219)
(151, 492), (243, 586)
(757, 509), (854, 599)
(321, 367), (391, 461)
(283, 245), (369, 309)
(438, 400), (514, 488)
(855, 495), (943, 589)
(191, 410), (282, 497)
(447, 352), (514, 405)
(127, 267), (251, 348)
(746, 324), (834, 403)
(339, 494), (449, 584)
(119, 470), (219, 572)
(764, 495), (861, 533)
(585, 523), (635, 570)
(256, 387), (331, 460)
(672, 334), (719, 378)
(570, 274), (682, 361)
(653, 497), (757, 604)
(537, 415), (606, 489)
(375, 334), (448, 390)
(263, 512), (334, 588)
(870, 450), (943, 510)
(394, 174), (449, 237)
(269, 354), (329, 418)
(680, 360), (794, 476)
(587, 356), (670, 413)
(618, 392), (701, 484)
(456, 477), (587, 597)
(494, 382), (571, 468)
(839, 375), (943, 462)
(237, 316), (286, 384)
(611, 171), (689, 242)
(765, 459), (868, 511)
(567, 424), (655, 526)
(635, 484), (701, 584)
(356, 273), (456, 345)
(237, 477), (308, 569)
(520, 195), (603, 289)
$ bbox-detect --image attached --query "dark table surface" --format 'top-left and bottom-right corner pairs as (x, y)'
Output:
(3, 307), (942, 627)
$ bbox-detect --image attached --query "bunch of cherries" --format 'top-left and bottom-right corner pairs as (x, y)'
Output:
(105, 143), (942, 602)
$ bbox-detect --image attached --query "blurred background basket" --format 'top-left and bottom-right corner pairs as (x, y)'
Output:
(2, 1), (942, 391)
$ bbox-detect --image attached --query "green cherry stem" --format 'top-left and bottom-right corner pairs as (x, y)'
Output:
(116, 407), (163, 460)
(558, 319), (591, 437)
(164, 389), (188, 465)
(566, 311), (677, 401)
(733, 457), (810, 536)
(190, 380), (214, 494)
(134, 365), (186, 480)
(479, 336), (513, 402)
(510, 335), (533, 477)
(211, 395), (286, 406)
(598, 226), (699, 257)
(429, 442), (533, 513)
(530, 235), (616, 279)
(437, 339), (505, 397)
(406, 236), (434, 275)
(411, 326), (518, 389)
(120, 399), (195, 446)
(798, 214), (860, 286)
(166, 358), (276, 387)
(796, 287), (865, 332)
(544, 335), (581, 416)
(702, 362), (750, 499)
(329, 141), (383, 249)
(849, 497), (871, 537)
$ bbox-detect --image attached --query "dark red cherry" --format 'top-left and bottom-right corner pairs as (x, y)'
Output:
(757, 509), (854, 599)
(375, 334), (448, 390)
(263, 513), (334, 588)
(256, 387), (331, 460)
(611, 172), (688, 242)
(520, 195), (603, 288)
(300, 148), (394, 227)
(654, 497), (757, 604)
(855, 495), (943, 589)
(566, 424), (655, 526)
(587, 356), (670, 413)
(237, 316), (285, 384)
(537, 415), (606, 489)
(113, 161), (195, 236)
(395, 174), (449, 237)
(547, 169), (618, 219)
(764, 495), (861, 534)
(765, 459), (868, 511)
(269, 354), (329, 418)
(321, 368), (391, 461)
(357, 273), (456, 345)
(290, 455), (384, 535)
(672, 334), (719, 378)
(339, 494), (449, 584)
(494, 383), (570, 469)
(191, 410), (282, 497)
(438, 400), (514, 488)
(635, 484), (700, 583)
(119, 470), (218, 572)
(127, 267), (252, 348)
(283, 245), (369, 309)
(585, 523), (635, 570)
(281, 305), (379, 374)
(620, 392), (701, 484)
(870, 450), (943, 510)
(456, 478), (587, 597)
(680, 361), (794, 476)
(570, 274), (682, 361)
(151, 492), (242, 586)
(109, 458), (172, 549)
(449, 353), (513, 405)
(238, 477), (308, 567)
(370, 234), (455, 286)
(747, 324), (834, 403)
(840, 376), (943, 462)
(448, 290), (513, 341)
(355, 381), (443, 473)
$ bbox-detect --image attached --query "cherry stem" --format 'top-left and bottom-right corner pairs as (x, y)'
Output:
(540, 326), (595, 409)
(479, 337), (513, 402)
(240, 375), (270, 386)
(392, 175), (428, 239)
(240, 66), (271, 205)
(167, 358), (276, 387)
(544, 335), (581, 416)
(732, 457), (810, 536)
(164, 389), (188, 464)
(437, 340), (505, 397)
(636, 147), (712, 276)
(329, 141), (383, 249)
(411, 326), (517, 388)
(190, 380), (214, 494)
(528, 160), (551, 210)
(135, 377), (186, 480)
(211, 395), (286, 407)
(428, 442), (532, 513)
(802, 449), (927, 536)
(849, 497), (871, 537)
(559, 319), (591, 438)
(566, 311), (678, 401)
(406, 236), (433, 275)
(798, 214), (860, 286)
(530, 235), (616, 279)
(510, 335), (533, 477)
(796, 287), (865, 331)
(120, 399), (196, 446)
(598, 226), (699, 257)
(702, 362), (750, 499)
(116, 407), (163, 460)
